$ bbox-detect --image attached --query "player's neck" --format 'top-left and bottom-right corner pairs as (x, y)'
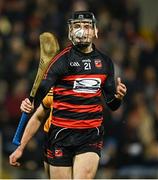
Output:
(79, 43), (93, 53)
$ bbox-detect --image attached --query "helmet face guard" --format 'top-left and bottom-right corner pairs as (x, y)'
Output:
(68, 11), (98, 47)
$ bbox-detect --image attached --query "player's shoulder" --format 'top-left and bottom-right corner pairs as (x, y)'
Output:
(95, 48), (113, 65)
(54, 45), (72, 60)
(48, 45), (72, 67)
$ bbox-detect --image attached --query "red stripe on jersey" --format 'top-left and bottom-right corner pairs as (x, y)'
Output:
(53, 100), (103, 113)
(47, 154), (54, 159)
(51, 116), (103, 129)
(62, 74), (107, 82)
(54, 87), (102, 98)
(44, 45), (72, 79)
(47, 149), (52, 153)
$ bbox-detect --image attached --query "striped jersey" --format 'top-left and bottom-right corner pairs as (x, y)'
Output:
(39, 44), (117, 129)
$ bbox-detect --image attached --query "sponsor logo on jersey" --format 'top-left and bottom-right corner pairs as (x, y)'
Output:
(70, 62), (80, 66)
(94, 59), (102, 68)
(73, 78), (101, 93)
(82, 59), (91, 63)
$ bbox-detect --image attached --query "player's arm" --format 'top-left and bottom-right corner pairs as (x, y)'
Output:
(9, 103), (50, 167)
(34, 55), (67, 108)
(102, 59), (127, 111)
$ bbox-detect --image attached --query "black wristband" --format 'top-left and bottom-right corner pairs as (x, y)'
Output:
(106, 97), (122, 111)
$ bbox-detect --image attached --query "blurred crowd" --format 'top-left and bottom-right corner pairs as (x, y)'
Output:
(0, 0), (158, 178)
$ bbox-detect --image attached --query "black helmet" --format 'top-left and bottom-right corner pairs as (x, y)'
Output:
(68, 11), (97, 25)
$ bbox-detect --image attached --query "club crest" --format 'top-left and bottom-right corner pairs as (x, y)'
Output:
(94, 59), (102, 68)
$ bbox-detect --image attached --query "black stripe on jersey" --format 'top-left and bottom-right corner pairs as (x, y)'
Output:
(53, 108), (102, 120)
(54, 94), (101, 105)
(57, 81), (73, 88)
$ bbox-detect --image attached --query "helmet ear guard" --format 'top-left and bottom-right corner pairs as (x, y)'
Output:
(94, 23), (98, 39)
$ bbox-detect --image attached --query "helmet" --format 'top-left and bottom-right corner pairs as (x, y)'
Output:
(68, 11), (98, 47)
(68, 11), (96, 25)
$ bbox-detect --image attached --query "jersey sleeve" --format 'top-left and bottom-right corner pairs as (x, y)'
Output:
(34, 54), (68, 107)
(102, 58), (121, 110)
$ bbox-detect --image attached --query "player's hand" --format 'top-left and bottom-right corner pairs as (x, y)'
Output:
(20, 98), (34, 113)
(9, 148), (23, 167)
(115, 77), (127, 100)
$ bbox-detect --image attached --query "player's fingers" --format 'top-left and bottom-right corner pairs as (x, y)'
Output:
(117, 83), (127, 92)
(10, 161), (21, 167)
(25, 98), (32, 105)
(20, 99), (33, 112)
(24, 99), (32, 108)
(20, 103), (28, 112)
(115, 83), (127, 99)
(117, 90), (125, 96)
(14, 162), (21, 167)
(9, 154), (20, 166)
(21, 108), (31, 113)
(9, 155), (15, 164)
(22, 100), (32, 108)
(119, 86), (127, 92)
(21, 102), (32, 109)
(117, 87), (126, 96)
(117, 78), (127, 90)
(117, 87), (126, 95)
(118, 83), (126, 89)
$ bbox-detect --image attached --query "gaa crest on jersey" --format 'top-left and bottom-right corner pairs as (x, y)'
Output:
(94, 59), (102, 68)
(70, 61), (80, 66)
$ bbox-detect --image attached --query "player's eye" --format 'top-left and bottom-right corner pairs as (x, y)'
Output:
(73, 24), (81, 29)
(84, 24), (92, 29)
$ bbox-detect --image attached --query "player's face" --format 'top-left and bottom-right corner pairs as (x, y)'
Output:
(69, 20), (96, 46)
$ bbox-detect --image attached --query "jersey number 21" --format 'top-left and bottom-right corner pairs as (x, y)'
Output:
(84, 62), (91, 70)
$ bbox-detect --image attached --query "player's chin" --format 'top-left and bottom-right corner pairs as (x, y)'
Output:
(75, 42), (91, 49)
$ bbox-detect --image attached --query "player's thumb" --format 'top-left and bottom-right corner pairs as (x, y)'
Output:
(117, 77), (121, 84)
